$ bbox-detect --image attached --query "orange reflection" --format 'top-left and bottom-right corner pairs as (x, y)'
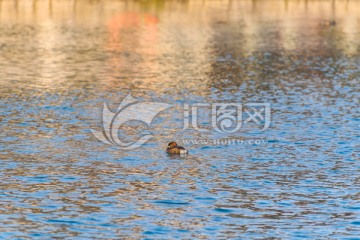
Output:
(106, 12), (159, 87)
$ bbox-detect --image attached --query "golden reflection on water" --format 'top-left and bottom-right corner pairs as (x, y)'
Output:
(0, 0), (359, 96)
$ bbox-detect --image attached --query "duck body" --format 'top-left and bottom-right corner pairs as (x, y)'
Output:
(166, 141), (188, 155)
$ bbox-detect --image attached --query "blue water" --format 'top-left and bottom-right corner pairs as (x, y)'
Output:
(0, 0), (359, 238)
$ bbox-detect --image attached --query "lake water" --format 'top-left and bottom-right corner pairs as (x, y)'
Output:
(0, 0), (359, 238)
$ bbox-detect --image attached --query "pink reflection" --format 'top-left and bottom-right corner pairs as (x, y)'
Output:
(106, 12), (159, 86)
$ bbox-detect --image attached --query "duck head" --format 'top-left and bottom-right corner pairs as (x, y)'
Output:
(167, 141), (178, 149)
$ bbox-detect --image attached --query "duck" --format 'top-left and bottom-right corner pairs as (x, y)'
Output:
(166, 141), (188, 155)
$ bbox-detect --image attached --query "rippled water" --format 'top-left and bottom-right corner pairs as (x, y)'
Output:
(0, 0), (359, 238)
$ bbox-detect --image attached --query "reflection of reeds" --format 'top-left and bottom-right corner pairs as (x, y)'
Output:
(0, 0), (359, 52)
(1, 0), (360, 26)
(0, 0), (359, 94)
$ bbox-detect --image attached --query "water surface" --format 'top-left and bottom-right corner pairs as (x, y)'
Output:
(0, 0), (359, 238)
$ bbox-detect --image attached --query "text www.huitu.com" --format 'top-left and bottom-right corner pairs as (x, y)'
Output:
(181, 138), (269, 146)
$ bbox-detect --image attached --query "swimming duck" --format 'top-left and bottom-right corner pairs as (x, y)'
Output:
(166, 141), (188, 155)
